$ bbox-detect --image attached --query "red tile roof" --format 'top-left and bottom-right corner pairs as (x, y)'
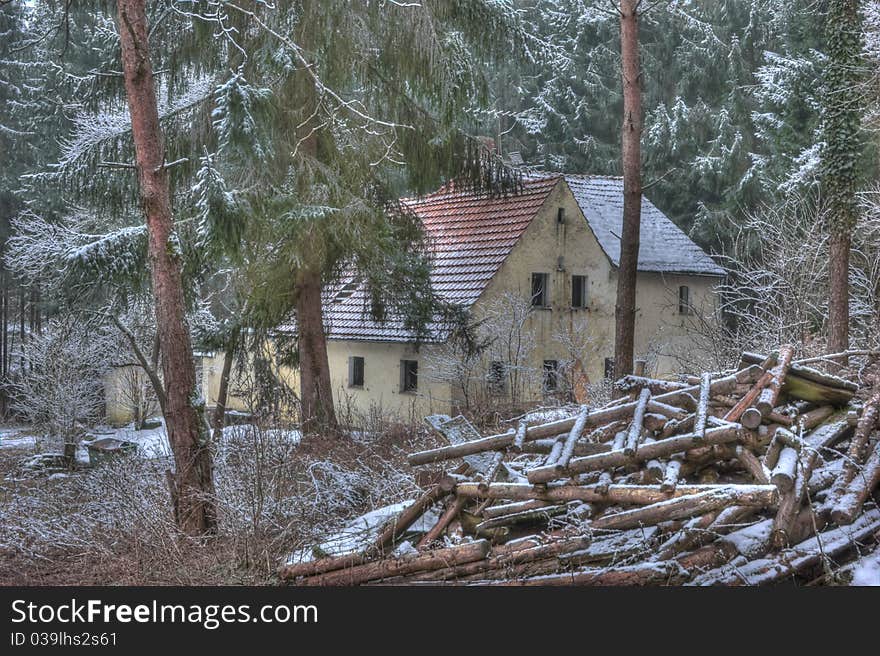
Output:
(278, 175), (561, 343)
(404, 175), (561, 309)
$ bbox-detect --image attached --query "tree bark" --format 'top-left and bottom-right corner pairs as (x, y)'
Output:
(613, 0), (642, 382)
(295, 268), (338, 433)
(296, 540), (491, 586)
(212, 326), (239, 435)
(115, 0), (215, 535)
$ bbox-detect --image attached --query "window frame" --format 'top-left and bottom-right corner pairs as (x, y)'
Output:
(348, 356), (365, 388)
(487, 360), (507, 394)
(571, 274), (588, 309)
(604, 357), (615, 380)
(678, 285), (692, 316)
(531, 272), (550, 308)
(542, 359), (559, 393)
(400, 359), (419, 393)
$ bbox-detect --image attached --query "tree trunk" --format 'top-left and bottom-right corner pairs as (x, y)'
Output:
(827, 232), (850, 355)
(613, 0), (642, 383)
(296, 268), (338, 433)
(115, 0), (216, 535)
(211, 326), (239, 435)
(822, 0), (864, 361)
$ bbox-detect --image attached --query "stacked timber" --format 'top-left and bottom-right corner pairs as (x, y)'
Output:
(280, 347), (880, 586)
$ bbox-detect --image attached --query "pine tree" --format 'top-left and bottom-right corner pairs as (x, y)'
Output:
(170, 1), (524, 433)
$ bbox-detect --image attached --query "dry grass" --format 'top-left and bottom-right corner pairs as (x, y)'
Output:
(0, 420), (445, 586)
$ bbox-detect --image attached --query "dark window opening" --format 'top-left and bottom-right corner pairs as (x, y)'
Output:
(678, 285), (691, 315)
(401, 360), (418, 393)
(531, 273), (549, 307)
(604, 358), (615, 380)
(572, 275), (588, 308)
(543, 360), (559, 392)
(488, 361), (507, 394)
(557, 207), (566, 224)
(349, 356), (364, 388)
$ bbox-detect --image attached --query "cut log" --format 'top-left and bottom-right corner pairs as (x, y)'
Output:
(725, 371), (773, 424)
(625, 388), (651, 455)
(300, 540), (491, 586)
(616, 375), (689, 395)
(770, 446), (798, 492)
(735, 445), (770, 484)
(740, 351), (859, 392)
(647, 399), (689, 421)
(512, 419), (528, 452)
(770, 415), (852, 548)
(544, 437), (565, 466)
(728, 509), (880, 586)
(588, 486), (778, 531)
(556, 405), (590, 470)
(661, 458), (682, 492)
(455, 481), (774, 507)
(656, 510), (723, 560)
(372, 476), (456, 554)
(279, 552), (371, 581)
(755, 344), (794, 417)
(741, 407), (764, 430)
(490, 561), (689, 586)
(527, 425), (742, 484)
(417, 496), (467, 549)
(694, 373), (711, 440)
(407, 371), (755, 466)
(831, 436), (880, 525)
(481, 499), (551, 519)
(596, 471), (613, 495)
(833, 390), (880, 495)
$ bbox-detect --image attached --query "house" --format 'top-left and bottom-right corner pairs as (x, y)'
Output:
(193, 174), (725, 423)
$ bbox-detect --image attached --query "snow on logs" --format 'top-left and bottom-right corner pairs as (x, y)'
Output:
(280, 349), (880, 586)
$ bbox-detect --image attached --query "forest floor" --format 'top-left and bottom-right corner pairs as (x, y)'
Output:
(0, 420), (439, 586)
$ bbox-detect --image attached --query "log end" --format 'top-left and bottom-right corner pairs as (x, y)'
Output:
(741, 407), (764, 430)
(770, 473), (795, 492)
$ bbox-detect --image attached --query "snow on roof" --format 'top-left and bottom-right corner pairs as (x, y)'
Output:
(279, 175), (562, 342)
(279, 174), (724, 342)
(565, 175), (726, 277)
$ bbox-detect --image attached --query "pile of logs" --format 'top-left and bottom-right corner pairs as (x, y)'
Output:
(280, 347), (880, 586)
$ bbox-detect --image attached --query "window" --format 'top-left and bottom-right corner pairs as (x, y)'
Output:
(543, 360), (559, 392)
(604, 358), (615, 380)
(348, 356), (364, 388)
(488, 361), (507, 394)
(531, 273), (549, 307)
(678, 285), (692, 315)
(400, 360), (418, 393)
(557, 207), (566, 224)
(571, 275), (588, 308)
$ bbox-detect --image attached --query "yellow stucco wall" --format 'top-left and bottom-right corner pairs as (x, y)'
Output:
(462, 178), (720, 400)
(103, 178), (721, 425)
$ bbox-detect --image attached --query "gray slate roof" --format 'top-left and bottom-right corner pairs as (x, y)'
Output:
(278, 175), (725, 343)
(565, 175), (726, 277)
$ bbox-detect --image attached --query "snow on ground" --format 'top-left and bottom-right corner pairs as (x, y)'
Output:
(86, 420), (172, 458)
(3, 419), (304, 466)
(849, 551), (880, 586)
(220, 424), (302, 447)
(0, 428), (37, 451)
